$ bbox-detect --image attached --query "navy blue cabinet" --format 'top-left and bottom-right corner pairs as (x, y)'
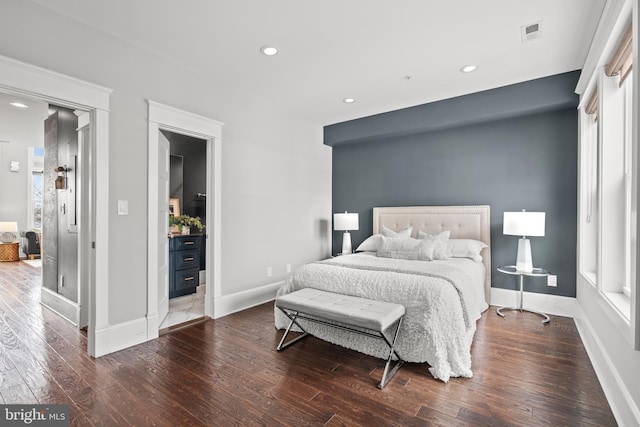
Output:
(169, 234), (200, 298)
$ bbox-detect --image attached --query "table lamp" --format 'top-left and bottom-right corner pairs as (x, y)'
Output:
(503, 210), (545, 273)
(0, 221), (19, 243)
(334, 212), (359, 254)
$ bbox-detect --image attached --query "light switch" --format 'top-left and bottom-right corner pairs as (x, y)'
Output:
(117, 200), (129, 215)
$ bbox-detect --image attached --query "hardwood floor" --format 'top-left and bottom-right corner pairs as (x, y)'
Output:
(0, 261), (617, 426)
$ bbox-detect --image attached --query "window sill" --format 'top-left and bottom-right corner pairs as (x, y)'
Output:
(581, 270), (597, 287)
(602, 290), (631, 322)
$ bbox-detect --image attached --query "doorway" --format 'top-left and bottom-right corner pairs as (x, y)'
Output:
(0, 54), (112, 356)
(146, 100), (223, 339)
(0, 95), (87, 327)
(159, 130), (207, 330)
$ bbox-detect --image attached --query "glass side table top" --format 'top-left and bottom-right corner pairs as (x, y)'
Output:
(497, 265), (549, 277)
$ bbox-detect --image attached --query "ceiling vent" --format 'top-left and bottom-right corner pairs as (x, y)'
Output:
(521, 21), (543, 43)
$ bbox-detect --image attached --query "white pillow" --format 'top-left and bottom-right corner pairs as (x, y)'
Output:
(355, 234), (383, 252)
(417, 230), (450, 260)
(448, 239), (487, 262)
(381, 225), (413, 238)
(377, 236), (434, 261)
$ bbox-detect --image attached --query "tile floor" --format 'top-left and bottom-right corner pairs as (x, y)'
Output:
(159, 284), (205, 329)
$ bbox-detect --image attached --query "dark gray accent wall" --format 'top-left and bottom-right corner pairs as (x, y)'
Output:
(162, 130), (207, 270)
(162, 130), (207, 222)
(327, 72), (579, 298)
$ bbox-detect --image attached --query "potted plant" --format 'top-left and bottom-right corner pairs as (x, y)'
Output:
(169, 215), (204, 235)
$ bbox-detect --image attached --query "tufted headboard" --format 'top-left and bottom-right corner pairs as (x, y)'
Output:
(372, 205), (491, 303)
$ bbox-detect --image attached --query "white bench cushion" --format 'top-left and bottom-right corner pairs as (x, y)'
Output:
(276, 288), (405, 332)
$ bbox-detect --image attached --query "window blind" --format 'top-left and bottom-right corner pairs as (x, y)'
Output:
(605, 25), (633, 87)
(585, 89), (598, 121)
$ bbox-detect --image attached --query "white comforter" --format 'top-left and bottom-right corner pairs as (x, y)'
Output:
(274, 252), (488, 382)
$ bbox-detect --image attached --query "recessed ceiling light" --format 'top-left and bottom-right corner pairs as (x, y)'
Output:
(460, 65), (477, 73)
(9, 102), (29, 109)
(343, 98), (356, 104)
(260, 45), (278, 56)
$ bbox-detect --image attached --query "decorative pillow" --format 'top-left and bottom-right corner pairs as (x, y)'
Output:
(417, 230), (450, 260)
(377, 236), (434, 261)
(355, 234), (383, 252)
(448, 239), (487, 262)
(381, 225), (413, 238)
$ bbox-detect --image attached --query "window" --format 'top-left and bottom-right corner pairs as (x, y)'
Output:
(27, 147), (44, 230)
(579, 22), (634, 322)
(622, 75), (633, 299)
(600, 71), (634, 319)
(579, 89), (599, 286)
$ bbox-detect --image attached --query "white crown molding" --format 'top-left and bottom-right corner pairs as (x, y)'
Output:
(0, 54), (112, 110)
(147, 100), (224, 138)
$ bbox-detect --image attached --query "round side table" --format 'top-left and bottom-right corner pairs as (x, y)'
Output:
(496, 265), (550, 324)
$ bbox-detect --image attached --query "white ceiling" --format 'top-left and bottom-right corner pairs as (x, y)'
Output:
(0, 92), (49, 146)
(30, 0), (605, 126)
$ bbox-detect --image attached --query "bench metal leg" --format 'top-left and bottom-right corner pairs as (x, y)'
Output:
(276, 308), (310, 351)
(276, 305), (405, 389)
(378, 316), (405, 389)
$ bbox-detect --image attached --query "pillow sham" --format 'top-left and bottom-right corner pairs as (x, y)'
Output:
(448, 239), (487, 262)
(417, 230), (450, 260)
(381, 225), (413, 238)
(355, 234), (383, 252)
(377, 236), (434, 261)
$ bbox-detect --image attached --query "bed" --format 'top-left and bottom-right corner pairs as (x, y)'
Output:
(274, 205), (491, 382)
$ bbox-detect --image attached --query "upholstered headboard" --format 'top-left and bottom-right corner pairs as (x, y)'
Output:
(372, 205), (491, 303)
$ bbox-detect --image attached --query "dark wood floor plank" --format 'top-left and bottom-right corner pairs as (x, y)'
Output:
(0, 262), (617, 426)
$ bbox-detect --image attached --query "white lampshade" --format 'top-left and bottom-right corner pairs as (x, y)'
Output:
(503, 211), (545, 273)
(0, 222), (18, 232)
(333, 212), (359, 231)
(334, 212), (358, 255)
(503, 211), (545, 237)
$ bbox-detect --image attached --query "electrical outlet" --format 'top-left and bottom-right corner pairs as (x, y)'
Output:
(286, 264), (291, 273)
(547, 275), (557, 287)
(267, 267), (272, 277)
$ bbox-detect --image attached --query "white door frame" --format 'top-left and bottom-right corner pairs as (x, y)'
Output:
(146, 101), (223, 338)
(0, 54), (112, 357)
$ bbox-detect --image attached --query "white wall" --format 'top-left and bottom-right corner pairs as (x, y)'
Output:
(574, 0), (640, 425)
(0, 92), (48, 234)
(0, 1), (331, 324)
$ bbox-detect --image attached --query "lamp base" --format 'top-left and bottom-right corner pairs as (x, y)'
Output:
(342, 231), (352, 255)
(515, 237), (533, 273)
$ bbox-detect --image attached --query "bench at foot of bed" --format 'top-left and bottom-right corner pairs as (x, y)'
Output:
(275, 287), (405, 389)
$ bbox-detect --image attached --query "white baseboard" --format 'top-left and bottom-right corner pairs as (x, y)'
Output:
(92, 323), (111, 357)
(490, 287), (578, 318)
(213, 280), (283, 319)
(146, 312), (160, 341)
(107, 316), (148, 354)
(573, 305), (640, 427)
(40, 287), (79, 326)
